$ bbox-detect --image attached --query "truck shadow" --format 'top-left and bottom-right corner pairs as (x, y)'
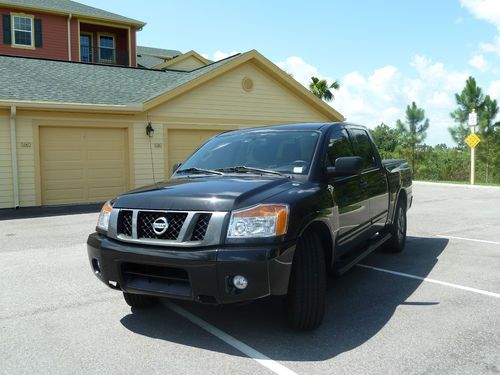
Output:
(120, 235), (448, 361)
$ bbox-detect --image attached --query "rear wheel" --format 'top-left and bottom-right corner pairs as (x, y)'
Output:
(383, 200), (407, 253)
(123, 292), (157, 308)
(287, 231), (326, 330)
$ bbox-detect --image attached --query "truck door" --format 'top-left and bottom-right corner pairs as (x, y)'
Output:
(349, 128), (389, 235)
(326, 128), (371, 251)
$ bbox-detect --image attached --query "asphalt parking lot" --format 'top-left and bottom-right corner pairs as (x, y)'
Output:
(1, 181), (499, 374)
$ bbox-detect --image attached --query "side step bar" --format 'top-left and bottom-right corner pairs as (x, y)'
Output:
(333, 233), (392, 275)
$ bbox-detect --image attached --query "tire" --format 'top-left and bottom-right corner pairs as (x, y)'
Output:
(383, 200), (407, 253)
(287, 231), (326, 330)
(123, 292), (157, 308)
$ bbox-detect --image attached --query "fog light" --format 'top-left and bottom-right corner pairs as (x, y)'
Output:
(232, 275), (248, 290)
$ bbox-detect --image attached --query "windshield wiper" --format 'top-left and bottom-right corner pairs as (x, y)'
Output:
(216, 166), (284, 177)
(175, 167), (224, 175)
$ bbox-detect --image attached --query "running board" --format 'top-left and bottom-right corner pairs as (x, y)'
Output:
(333, 233), (392, 275)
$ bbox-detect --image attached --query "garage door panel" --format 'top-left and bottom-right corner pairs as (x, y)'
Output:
(42, 169), (85, 181)
(87, 150), (126, 161)
(87, 168), (125, 179)
(41, 150), (84, 162)
(88, 187), (126, 201)
(87, 177), (126, 188)
(43, 188), (85, 203)
(40, 127), (128, 205)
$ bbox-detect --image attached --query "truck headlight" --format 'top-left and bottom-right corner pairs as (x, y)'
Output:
(227, 204), (289, 238)
(97, 200), (113, 232)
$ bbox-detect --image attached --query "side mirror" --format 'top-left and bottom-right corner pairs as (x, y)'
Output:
(172, 162), (182, 174)
(326, 156), (363, 177)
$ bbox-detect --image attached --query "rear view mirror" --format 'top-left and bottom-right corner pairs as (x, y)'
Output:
(326, 156), (363, 177)
(172, 163), (182, 174)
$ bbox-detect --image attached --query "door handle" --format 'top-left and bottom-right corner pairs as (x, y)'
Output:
(359, 180), (368, 190)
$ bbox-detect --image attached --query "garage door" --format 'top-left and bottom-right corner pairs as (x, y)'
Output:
(40, 127), (128, 205)
(167, 129), (224, 174)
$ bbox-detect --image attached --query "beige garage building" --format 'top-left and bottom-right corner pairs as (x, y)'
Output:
(0, 50), (343, 209)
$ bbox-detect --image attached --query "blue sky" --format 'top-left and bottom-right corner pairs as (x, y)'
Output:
(81, 0), (500, 145)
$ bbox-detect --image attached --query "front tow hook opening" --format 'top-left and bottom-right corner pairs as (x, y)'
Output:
(92, 258), (101, 275)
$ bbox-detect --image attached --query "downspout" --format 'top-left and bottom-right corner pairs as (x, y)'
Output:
(67, 13), (72, 61)
(10, 105), (19, 208)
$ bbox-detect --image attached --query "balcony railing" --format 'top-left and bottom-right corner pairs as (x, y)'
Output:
(80, 46), (129, 66)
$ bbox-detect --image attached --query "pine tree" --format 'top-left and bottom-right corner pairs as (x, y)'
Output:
(396, 102), (430, 174)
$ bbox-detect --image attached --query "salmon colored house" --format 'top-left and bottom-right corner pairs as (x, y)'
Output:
(0, 0), (144, 66)
(0, 0), (344, 209)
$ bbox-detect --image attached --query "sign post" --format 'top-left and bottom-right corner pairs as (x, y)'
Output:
(467, 109), (478, 185)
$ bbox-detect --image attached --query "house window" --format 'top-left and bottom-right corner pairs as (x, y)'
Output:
(12, 15), (33, 47)
(99, 35), (115, 63)
(80, 34), (92, 62)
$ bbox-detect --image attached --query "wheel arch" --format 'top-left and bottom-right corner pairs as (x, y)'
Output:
(299, 219), (335, 270)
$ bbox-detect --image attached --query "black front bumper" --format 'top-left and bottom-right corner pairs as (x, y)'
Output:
(87, 233), (295, 304)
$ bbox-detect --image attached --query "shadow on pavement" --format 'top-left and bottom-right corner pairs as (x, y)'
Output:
(0, 203), (102, 221)
(120, 235), (448, 361)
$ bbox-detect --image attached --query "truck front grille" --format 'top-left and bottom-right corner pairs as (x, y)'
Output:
(117, 210), (133, 236)
(114, 209), (221, 246)
(137, 211), (188, 240)
(191, 214), (212, 241)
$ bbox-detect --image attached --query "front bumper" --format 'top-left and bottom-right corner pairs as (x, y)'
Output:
(87, 233), (295, 304)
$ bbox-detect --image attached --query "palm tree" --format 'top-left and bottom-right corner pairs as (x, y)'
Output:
(396, 102), (430, 174)
(308, 77), (340, 102)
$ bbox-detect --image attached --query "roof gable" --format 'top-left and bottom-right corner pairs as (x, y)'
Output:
(0, 50), (344, 122)
(156, 51), (210, 70)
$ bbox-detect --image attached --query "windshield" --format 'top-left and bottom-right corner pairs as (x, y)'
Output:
(177, 130), (321, 175)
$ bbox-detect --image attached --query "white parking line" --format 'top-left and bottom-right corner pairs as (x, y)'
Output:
(357, 264), (500, 298)
(166, 301), (298, 375)
(436, 234), (500, 245)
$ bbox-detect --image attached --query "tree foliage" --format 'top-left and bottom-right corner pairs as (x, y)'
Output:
(395, 102), (430, 174)
(369, 76), (499, 184)
(449, 77), (500, 182)
(308, 76), (339, 102)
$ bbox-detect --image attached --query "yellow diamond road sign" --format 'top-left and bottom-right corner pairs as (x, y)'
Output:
(465, 133), (481, 148)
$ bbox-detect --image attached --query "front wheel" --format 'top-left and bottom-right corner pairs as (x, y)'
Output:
(383, 201), (407, 253)
(286, 231), (326, 330)
(123, 292), (157, 308)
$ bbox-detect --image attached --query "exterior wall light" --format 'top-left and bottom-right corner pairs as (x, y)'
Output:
(146, 122), (154, 137)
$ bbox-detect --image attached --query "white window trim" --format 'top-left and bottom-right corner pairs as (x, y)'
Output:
(97, 33), (115, 63)
(11, 13), (35, 49)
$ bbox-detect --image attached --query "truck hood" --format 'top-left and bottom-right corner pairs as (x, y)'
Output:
(113, 176), (296, 211)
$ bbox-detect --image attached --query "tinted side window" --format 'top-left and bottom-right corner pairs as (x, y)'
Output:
(327, 128), (354, 166)
(350, 129), (377, 169)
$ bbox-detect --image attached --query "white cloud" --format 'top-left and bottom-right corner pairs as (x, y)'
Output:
(460, 0), (500, 29)
(469, 54), (490, 72)
(461, 0), (500, 65)
(214, 50), (239, 61)
(272, 54), (470, 145)
(276, 56), (324, 87)
(480, 35), (500, 56)
(488, 80), (500, 97)
(202, 50), (240, 61)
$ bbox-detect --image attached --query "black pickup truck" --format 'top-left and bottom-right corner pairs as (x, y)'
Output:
(87, 122), (412, 329)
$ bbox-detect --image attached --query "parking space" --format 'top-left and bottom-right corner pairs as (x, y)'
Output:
(1, 182), (499, 374)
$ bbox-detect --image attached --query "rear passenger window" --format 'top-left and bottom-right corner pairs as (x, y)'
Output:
(327, 128), (354, 166)
(350, 129), (377, 169)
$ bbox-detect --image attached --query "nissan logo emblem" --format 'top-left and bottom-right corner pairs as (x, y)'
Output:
(152, 217), (169, 235)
